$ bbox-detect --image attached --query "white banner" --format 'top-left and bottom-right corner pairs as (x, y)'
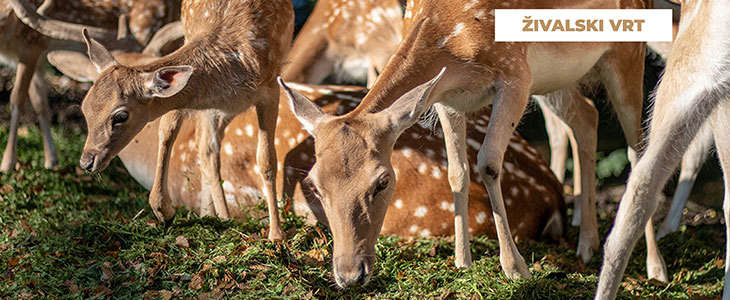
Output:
(494, 9), (673, 42)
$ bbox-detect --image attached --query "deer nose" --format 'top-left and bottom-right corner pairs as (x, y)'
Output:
(79, 152), (96, 172)
(335, 259), (368, 288)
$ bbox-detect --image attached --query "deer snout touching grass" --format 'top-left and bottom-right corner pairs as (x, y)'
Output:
(43, 0), (294, 240)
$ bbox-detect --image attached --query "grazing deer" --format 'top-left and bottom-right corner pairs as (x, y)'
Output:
(596, 1), (730, 299)
(39, 0), (294, 241)
(283, 0), (654, 255)
(0, 0), (179, 172)
(281, 0), (659, 287)
(108, 82), (566, 241)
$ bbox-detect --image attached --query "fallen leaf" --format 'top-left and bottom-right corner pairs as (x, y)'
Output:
(175, 236), (190, 248)
(212, 255), (226, 264)
(189, 273), (204, 290)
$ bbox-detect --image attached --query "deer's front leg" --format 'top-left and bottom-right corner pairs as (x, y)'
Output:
(256, 91), (284, 241)
(434, 103), (472, 268)
(28, 70), (57, 169)
(149, 110), (183, 224)
(477, 78), (532, 280)
(1, 53), (40, 172)
(195, 111), (230, 219)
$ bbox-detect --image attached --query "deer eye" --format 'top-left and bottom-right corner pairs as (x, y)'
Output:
(373, 174), (390, 196)
(112, 111), (129, 126)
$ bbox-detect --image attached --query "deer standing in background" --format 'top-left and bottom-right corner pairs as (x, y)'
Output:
(596, 1), (730, 298)
(281, 0), (661, 287)
(0, 0), (180, 172)
(28, 0), (294, 241)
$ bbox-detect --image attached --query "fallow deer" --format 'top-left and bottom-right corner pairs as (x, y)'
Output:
(36, 0), (294, 241)
(596, 1), (730, 298)
(281, 0), (660, 287)
(282, 0), (658, 266)
(111, 82), (566, 242)
(1, 0), (179, 172)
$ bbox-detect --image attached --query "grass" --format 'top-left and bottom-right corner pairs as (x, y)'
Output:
(0, 124), (726, 299)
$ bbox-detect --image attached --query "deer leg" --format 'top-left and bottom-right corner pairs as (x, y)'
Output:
(600, 45), (668, 282)
(596, 92), (716, 300)
(196, 111), (231, 219)
(28, 69), (58, 169)
(256, 89), (284, 241)
(434, 103), (472, 268)
(707, 103), (730, 300)
(535, 88), (599, 263)
(657, 122), (713, 240)
(1, 53), (40, 172)
(477, 80), (532, 280)
(540, 103), (570, 184)
(149, 110), (183, 224)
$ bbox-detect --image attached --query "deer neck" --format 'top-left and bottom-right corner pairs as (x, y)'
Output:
(140, 37), (261, 120)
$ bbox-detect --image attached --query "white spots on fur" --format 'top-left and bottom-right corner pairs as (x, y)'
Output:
(474, 9), (486, 19)
(414, 206), (428, 218)
(188, 140), (196, 149)
(394, 199), (403, 209)
(419, 229), (431, 237)
(245, 124), (254, 137)
(235, 128), (244, 136)
(253, 165), (260, 174)
(223, 142), (233, 156)
(274, 138), (280, 146)
(409, 224), (419, 233)
(476, 211), (487, 224)
(418, 163), (428, 174)
(296, 133), (306, 143)
(431, 166), (443, 179)
(464, 0), (479, 11)
(180, 152), (187, 162)
(402, 147), (413, 158)
(288, 138), (296, 147)
(440, 201), (450, 211)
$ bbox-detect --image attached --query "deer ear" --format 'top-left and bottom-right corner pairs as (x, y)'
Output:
(83, 28), (118, 73)
(278, 78), (328, 136)
(143, 66), (194, 98)
(47, 50), (99, 82)
(377, 67), (446, 134)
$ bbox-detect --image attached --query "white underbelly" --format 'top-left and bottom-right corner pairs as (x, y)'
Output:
(528, 43), (608, 95)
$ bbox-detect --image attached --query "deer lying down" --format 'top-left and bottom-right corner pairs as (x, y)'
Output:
(109, 83), (566, 240)
(1, 0), (180, 172)
(596, 1), (730, 299)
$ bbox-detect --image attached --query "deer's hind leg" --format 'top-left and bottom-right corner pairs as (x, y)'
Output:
(196, 110), (231, 219)
(534, 87), (599, 263)
(711, 101), (730, 300)
(598, 43), (668, 282)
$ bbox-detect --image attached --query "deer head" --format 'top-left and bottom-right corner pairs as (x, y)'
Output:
(70, 28), (193, 172)
(278, 68), (444, 288)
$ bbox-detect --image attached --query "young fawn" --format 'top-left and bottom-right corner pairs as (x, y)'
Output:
(597, 1), (730, 299)
(1, 0), (179, 171)
(282, 0), (657, 287)
(41, 0), (294, 241)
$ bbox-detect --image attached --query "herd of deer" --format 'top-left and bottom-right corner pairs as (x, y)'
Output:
(0, 0), (727, 298)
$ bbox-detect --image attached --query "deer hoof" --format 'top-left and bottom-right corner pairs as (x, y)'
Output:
(268, 225), (285, 242)
(502, 254), (532, 280)
(647, 254), (669, 283)
(0, 156), (15, 173)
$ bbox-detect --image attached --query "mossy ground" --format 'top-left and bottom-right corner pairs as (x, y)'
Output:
(0, 124), (725, 299)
